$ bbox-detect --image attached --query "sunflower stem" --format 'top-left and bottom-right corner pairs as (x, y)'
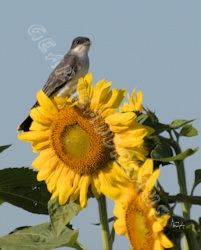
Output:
(98, 194), (112, 250)
(166, 132), (190, 220)
(170, 139), (190, 220)
(167, 132), (195, 250)
(184, 230), (200, 250)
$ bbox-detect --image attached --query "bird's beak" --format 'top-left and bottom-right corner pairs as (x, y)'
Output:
(83, 41), (92, 46)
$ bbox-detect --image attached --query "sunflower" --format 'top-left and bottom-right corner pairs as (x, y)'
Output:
(117, 87), (154, 170)
(18, 73), (153, 208)
(120, 87), (143, 113)
(101, 159), (174, 250)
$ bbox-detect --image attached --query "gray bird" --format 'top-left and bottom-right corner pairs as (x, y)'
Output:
(17, 36), (91, 132)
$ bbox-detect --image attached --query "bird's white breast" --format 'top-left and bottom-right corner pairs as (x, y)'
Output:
(55, 45), (90, 98)
(55, 66), (88, 98)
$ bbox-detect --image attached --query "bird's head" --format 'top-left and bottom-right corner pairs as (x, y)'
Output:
(70, 37), (91, 54)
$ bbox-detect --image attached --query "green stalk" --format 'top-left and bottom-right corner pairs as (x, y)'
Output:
(167, 133), (190, 220)
(184, 230), (200, 250)
(170, 140), (190, 219)
(167, 132), (200, 249)
(98, 194), (112, 250)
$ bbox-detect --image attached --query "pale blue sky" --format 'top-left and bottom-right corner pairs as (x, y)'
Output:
(0, 1), (201, 250)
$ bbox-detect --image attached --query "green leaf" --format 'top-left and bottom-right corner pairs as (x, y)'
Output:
(9, 226), (32, 234)
(169, 119), (195, 129)
(0, 168), (51, 214)
(135, 113), (169, 134)
(180, 125), (198, 137)
(48, 196), (82, 237)
(142, 106), (159, 122)
(156, 181), (169, 204)
(92, 216), (116, 226)
(110, 224), (115, 246)
(0, 199), (4, 205)
(191, 170), (201, 195)
(168, 215), (186, 232)
(0, 222), (84, 250)
(168, 216), (201, 234)
(151, 144), (173, 160)
(185, 220), (201, 234)
(151, 147), (199, 162)
(168, 194), (201, 206)
(184, 221), (201, 250)
(165, 221), (183, 250)
(0, 144), (12, 153)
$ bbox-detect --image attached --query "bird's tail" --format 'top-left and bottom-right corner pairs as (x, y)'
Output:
(17, 115), (33, 132)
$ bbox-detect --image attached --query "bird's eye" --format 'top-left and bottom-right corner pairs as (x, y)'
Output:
(76, 40), (80, 44)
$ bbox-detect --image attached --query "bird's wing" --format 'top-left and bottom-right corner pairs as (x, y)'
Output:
(43, 53), (78, 96)
(32, 53), (78, 108)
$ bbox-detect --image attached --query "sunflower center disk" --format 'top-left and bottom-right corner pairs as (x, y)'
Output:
(50, 106), (113, 175)
(126, 196), (154, 250)
(62, 125), (91, 158)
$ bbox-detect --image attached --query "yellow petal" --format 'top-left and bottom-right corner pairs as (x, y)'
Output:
(145, 169), (160, 191)
(18, 130), (50, 141)
(91, 79), (106, 103)
(29, 121), (49, 131)
(35, 106), (55, 121)
(158, 214), (170, 227)
(135, 90), (142, 101)
(79, 175), (91, 208)
(100, 89), (126, 117)
(56, 168), (69, 192)
(57, 191), (69, 206)
(115, 133), (145, 148)
(30, 108), (52, 126)
(32, 140), (50, 152)
(67, 173), (81, 199)
(153, 221), (163, 233)
(126, 120), (154, 134)
(121, 88), (143, 113)
(119, 106), (124, 112)
(160, 233), (174, 248)
(51, 189), (59, 200)
(98, 168), (115, 187)
(59, 170), (74, 196)
(138, 158), (153, 179)
(46, 163), (63, 192)
(148, 208), (157, 218)
(77, 77), (91, 106)
(84, 73), (93, 98)
(90, 80), (110, 110)
(120, 101), (133, 112)
(91, 81), (111, 109)
(77, 78), (84, 95)
(114, 203), (124, 218)
(114, 218), (127, 235)
(113, 161), (130, 181)
(105, 112), (136, 132)
(37, 90), (58, 116)
(37, 159), (57, 181)
(100, 185), (121, 201)
(116, 146), (148, 162)
(91, 172), (101, 199)
(154, 240), (163, 250)
(51, 96), (66, 105)
(58, 170), (73, 205)
(125, 127), (148, 137)
(127, 92), (132, 104)
(32, 149), (55, 169)
(70, 176), (85, 202)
